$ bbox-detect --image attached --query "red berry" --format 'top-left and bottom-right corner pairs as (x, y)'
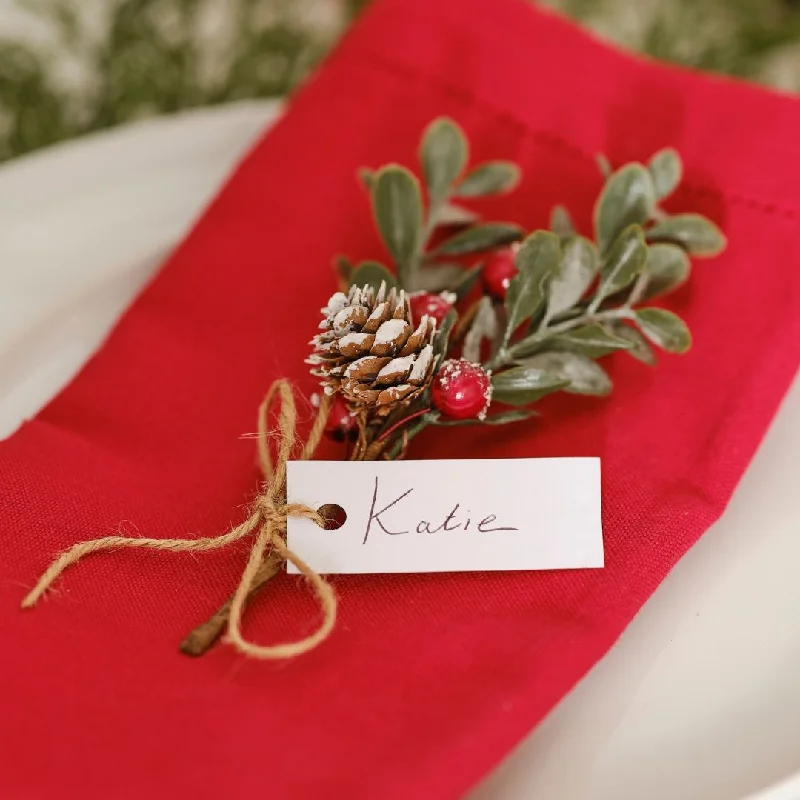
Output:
(324, 394), (358, 442)
(431, 359), (493, 420)
(409, 292), (454, 326)
(483, 246), (518, 299)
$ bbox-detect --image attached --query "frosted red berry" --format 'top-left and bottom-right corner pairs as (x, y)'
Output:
(431, 359), (493, 420)
(483, 247), (517, 299)
(409, 292), (454, 326)
(324, 394), (358, 442)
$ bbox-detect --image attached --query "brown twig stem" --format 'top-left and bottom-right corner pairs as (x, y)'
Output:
(179, 550), (284, 656)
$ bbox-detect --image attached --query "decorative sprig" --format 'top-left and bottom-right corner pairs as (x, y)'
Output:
(319, 117), (726, 457)
(17, 114), (731, 663)
(483, 149), (725, 405)
(340, 118), (521, 298)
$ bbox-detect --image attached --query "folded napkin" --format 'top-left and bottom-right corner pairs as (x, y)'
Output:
(3, 0), (800, 797)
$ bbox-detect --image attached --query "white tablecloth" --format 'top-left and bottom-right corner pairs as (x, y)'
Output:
(1, 100), (799, 800)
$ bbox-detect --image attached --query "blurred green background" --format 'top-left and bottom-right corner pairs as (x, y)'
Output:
(2, 0), (800, 163)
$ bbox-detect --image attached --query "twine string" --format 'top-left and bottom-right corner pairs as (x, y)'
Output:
(21, 379), (336, 660)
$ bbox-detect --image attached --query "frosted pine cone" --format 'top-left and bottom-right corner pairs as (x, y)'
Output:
(309, 283), (437, 417)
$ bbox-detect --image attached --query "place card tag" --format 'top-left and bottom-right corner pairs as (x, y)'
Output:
(285, 458), (603, 575)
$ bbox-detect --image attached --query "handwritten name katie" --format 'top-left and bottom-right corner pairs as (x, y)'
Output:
(362, 475), (519, 544)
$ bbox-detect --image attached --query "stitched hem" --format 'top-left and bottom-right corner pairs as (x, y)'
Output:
(336, 46), (797, 223)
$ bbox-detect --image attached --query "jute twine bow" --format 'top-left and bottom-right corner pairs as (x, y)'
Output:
(21, 379), (337, 660)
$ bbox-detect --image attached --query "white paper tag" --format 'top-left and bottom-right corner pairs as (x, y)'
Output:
(285, 458), (603, 575)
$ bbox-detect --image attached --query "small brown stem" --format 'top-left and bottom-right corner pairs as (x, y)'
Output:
(395, 430), (410, 460)
(179, 550), (284, 657)
(349, 411), (369, 460)
(451, 299), (481, 345)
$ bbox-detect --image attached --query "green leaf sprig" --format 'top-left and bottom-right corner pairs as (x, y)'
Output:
(485, 149), (726, 407)
(343, 117), (521, 297)
(327, 118), (726, 456)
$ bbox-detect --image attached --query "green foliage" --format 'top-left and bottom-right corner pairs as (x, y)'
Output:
(545, 237), (598, 319)
(321, 120), (727, 453)
(594, 165), (654, 254)
(0, 0), (337, 162)
(649, 149), (682, 200)
(644, 244), (691, 299)
(485, 145), (722, 405)
(370, 165), (423, 286)
(491, 364), (569, 406)
(349, 261), (397, 292)
(634, 308), (692, 353)
(546, 324), (635, 358)
(433, 223), (523, 257)
(647, 214), (727, 256)
(455, 162), (520, 197)
(3, 0), (800, 163)
(348, 116), (524, 292)
(546, 0), (800, 88)
(520, 352), (612, 396)
(420, 118), (468, 206)
(504, 231), (561, 345)
(352, 123), (723, 432)
(593, 224), (648, 304)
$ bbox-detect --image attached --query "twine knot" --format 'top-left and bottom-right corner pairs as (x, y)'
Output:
(22, 379), (337, 661)
(257, 499), (323, 531)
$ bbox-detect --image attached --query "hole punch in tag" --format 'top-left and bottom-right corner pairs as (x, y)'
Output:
(286, 458), (603, 575)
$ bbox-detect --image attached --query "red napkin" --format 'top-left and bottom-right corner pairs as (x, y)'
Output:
(3, 0), (800, 797)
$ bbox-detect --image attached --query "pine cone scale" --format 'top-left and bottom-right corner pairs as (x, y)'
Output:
(338, 332), (375, 357)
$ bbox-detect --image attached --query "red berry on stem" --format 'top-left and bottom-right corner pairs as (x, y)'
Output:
(324, 394), (358, 442)
(431, 359), (493, 420)
(409, 292), (454, 326)
(483, 246), (518, 300)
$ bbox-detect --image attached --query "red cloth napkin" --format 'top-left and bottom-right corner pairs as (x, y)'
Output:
(3, 0), (800, 797)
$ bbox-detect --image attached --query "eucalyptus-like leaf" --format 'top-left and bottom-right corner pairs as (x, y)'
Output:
(634, 308), (692, 353)
(455, 161), (521, 197)
(434, 409), (535, 426)
(437, 202), (480, 227)
(546, 323), (634, 358)
(594, 163), (655, 254)
(549, 204), (576, 239)
(491, 364), (569, 406)
(462, 296), (498, 364)
(349, 261), (397, 291)
(547, 236), (599, 318)
(451, 262), (484, 300)
(504, 231), (561, 344)
(505, 333), (540, 360)
(412, 262), (481, 300)
(510, 318), (635, 360)
(433, 309), (458, 360)
(647, 213), (726, 256)
(420, 117), (468, 204)
(644, 243), (691, 299)
(433, 222), (523, 257)
(608, 320), (657, 365)
(648, 148), (682, 200)
(411, 264), (466, 293)
(521, 351), (612, 396)
(595, 224), (647, 302)
(482, 409), (537, 425)
(371, 164), (423, 286)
